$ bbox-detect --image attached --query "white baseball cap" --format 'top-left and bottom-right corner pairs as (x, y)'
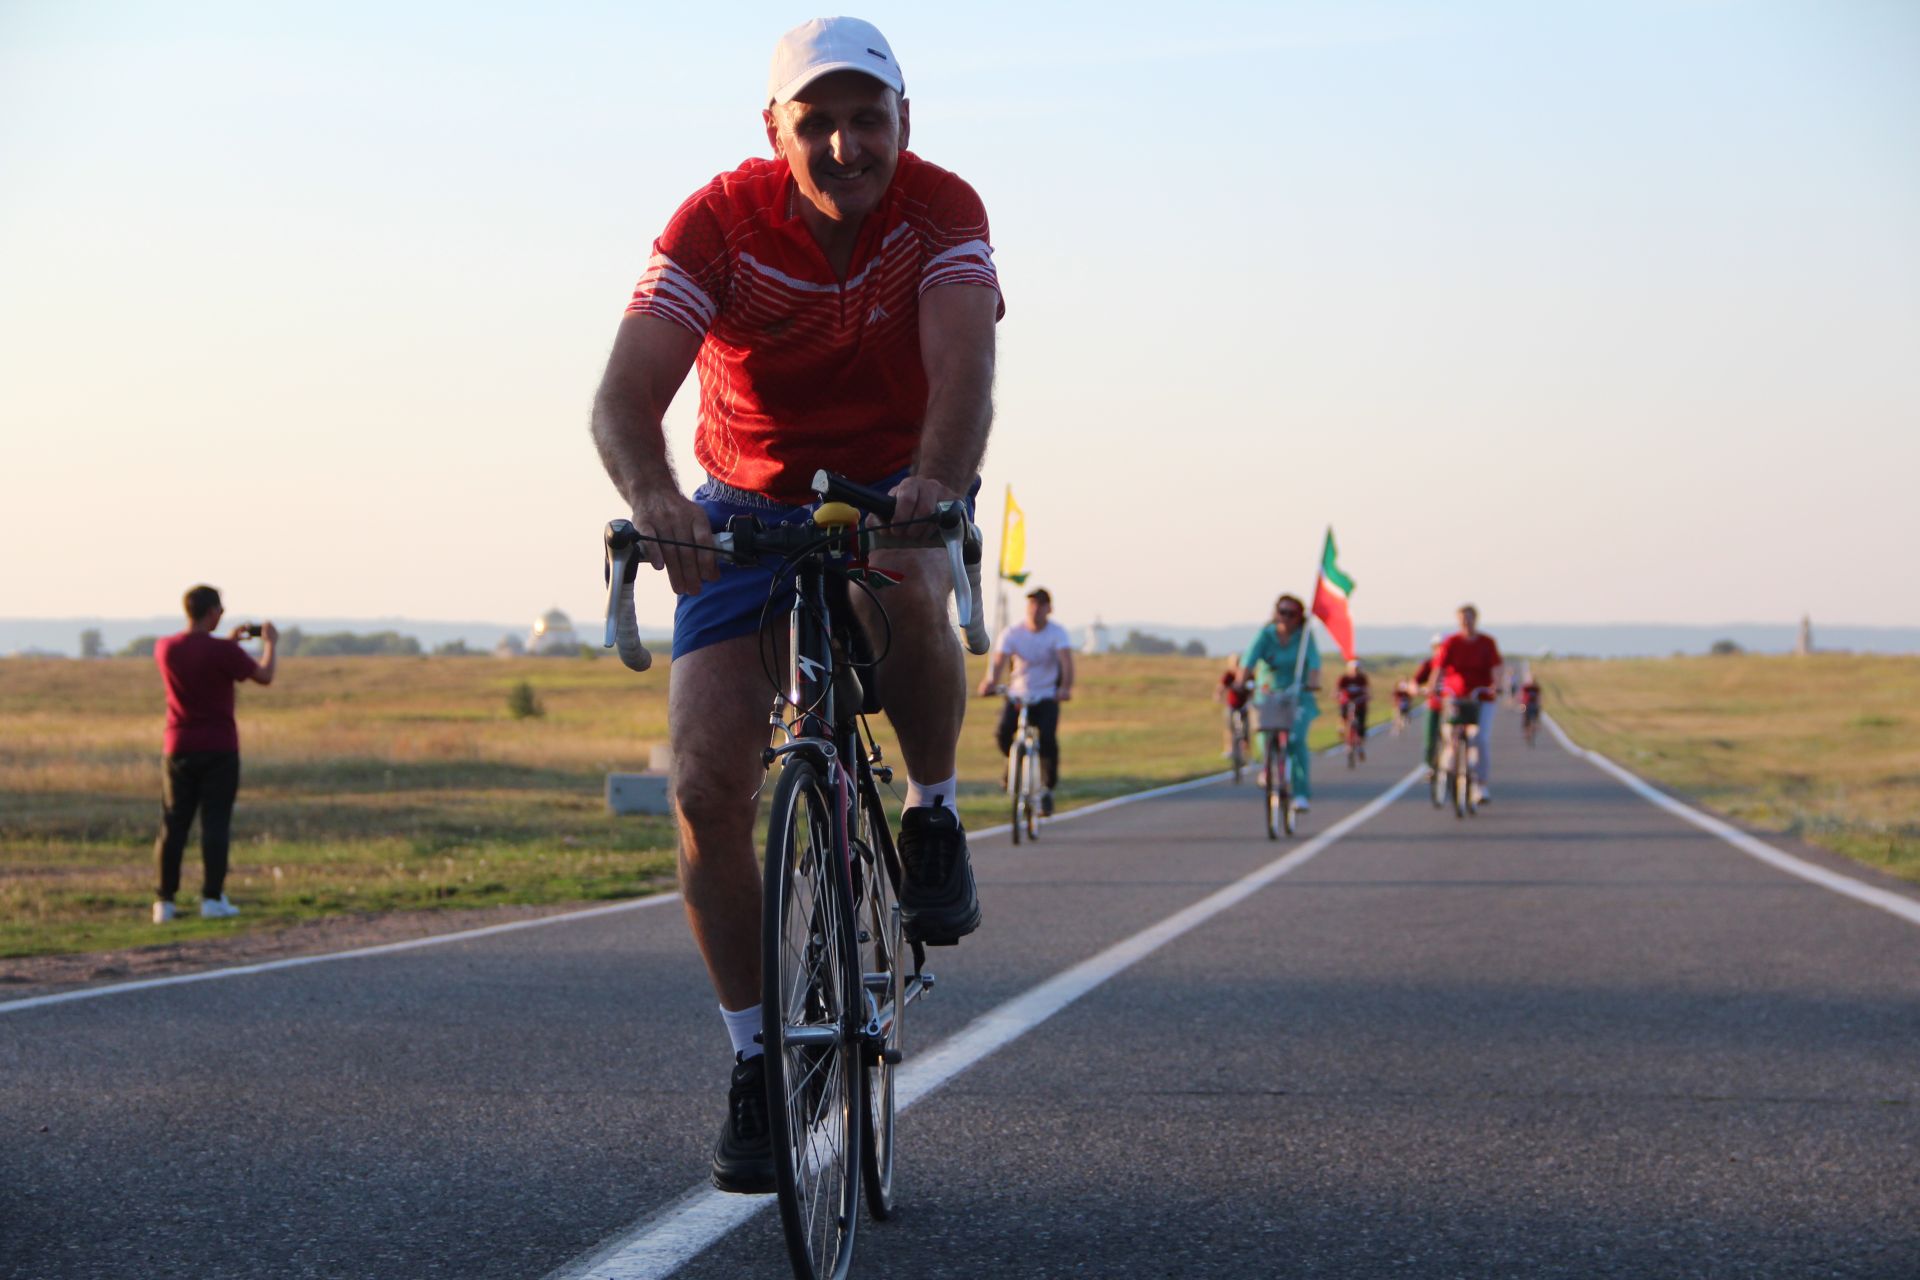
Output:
(766, 17), (904, 106)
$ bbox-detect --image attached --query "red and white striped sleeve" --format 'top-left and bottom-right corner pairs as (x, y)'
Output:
(625, 182), (730, 334)
(916, 173), (1003, 314)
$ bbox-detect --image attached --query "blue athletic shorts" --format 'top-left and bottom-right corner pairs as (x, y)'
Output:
(670, 470), (979, 660)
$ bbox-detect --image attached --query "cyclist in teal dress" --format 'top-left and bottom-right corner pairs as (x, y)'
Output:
(1233, 594), (1323, 810)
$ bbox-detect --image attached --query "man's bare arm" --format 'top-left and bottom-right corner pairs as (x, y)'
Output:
(590, 313), (714, 593)
(892, 283), (998, 526)
(1056, 648), (1076, 700)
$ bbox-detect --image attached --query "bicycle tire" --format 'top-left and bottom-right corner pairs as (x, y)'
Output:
(762, 757), (863, 1280)
(1463, 737), (1479, 817)
(1263, 737), (1280, 840)
(1279, 736), (1295, 838)
(1023, 733), (1041, 841)
(852, 773), (901, 1220)
(1008, 742), (1026, 847)
(1229, 709), (1246, 784)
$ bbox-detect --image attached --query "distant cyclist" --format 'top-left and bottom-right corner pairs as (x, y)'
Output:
(1335, 658), (1371, 760)
(1215, 668), (1252, 755)
(1233, 594), (1322, 811)
(1411, 634), (1446, 777)
(1391, 679), (1413, 734)
(979, 587), (1074, 816)
(1429, 604), (1505, 803)
(1520, 669), (1543, 745)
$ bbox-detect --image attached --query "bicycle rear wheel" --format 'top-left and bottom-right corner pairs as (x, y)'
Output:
(1008, 743), (1027, 846)
(1023, 735), (1041, 841)
(1229, 710), (1246, 784)
(851, 773), (902, 1220)
(762, 758), (863, 1280)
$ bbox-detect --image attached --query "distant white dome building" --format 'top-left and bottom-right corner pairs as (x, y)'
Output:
(1083, 616), (1110, 655)
(529, 607), (579, 656)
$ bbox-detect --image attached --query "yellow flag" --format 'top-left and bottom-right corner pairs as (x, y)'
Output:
(999, 485), (1028, 584)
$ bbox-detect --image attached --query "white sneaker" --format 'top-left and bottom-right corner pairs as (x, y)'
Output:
(152, 900), (176, 924)
(200, 896), (240, 919)
(1293, 798), (1311, 813)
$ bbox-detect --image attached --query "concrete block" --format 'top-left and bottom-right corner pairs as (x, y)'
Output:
(607, 772), (672, 816)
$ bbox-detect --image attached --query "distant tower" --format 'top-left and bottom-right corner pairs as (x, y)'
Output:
(1083, 616), (1110, 655)
(529, 607), (579, 656)
(1795, 614), (1813, 657)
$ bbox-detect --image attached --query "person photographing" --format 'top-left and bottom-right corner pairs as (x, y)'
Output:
(151, 585), (277, 922)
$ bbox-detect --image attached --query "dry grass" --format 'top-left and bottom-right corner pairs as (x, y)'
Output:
(1541, 653), (1920, 882)
(1, 649), (1392, 960)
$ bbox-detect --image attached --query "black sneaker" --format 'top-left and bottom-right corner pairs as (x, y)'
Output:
(711, 1053), (776, 1195)
(897, 800), (981, 945)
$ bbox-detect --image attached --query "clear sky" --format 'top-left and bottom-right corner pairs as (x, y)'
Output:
(3, 1), (1916, 634)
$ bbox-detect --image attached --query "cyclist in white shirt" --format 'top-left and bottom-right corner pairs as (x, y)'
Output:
(978, 587), (1075, 815)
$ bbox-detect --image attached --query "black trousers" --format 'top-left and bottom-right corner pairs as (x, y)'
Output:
(155, 751), (240, 900)
(994, 698), (1060, 789)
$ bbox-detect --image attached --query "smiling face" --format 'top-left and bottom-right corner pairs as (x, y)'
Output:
(764, 71), (907, 230)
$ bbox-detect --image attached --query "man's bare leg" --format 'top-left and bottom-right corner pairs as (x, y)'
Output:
(666, 634), (775, 1012)
(861, 546), (966, 786)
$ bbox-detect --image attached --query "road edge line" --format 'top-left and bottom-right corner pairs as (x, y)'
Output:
(1543, 713), (1920, 928)
(0, 894), (685, 1016)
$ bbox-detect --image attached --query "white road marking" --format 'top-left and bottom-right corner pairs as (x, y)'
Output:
(0, 895), (683, 1016)
(541, 767), (1420, 1280)
(1545, 714), (1920, 928)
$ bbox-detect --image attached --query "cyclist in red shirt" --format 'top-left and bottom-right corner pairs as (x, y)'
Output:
(1429, 604), (1505, 802)
(589, 18), (1001, 1196)
(1411, 634), (1446, 776)
(1335, 659), (1371, 760)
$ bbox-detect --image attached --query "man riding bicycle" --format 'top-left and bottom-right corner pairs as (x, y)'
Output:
(979, 586), (1073, 816)
(589, 16), (1001, 1196)
(1232, 594), (1322, 811)
(1423, 604), (1505, 804)
(1335, 658), (1371, 760)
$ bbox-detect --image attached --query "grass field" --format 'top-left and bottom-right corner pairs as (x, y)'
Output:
(1, 650), (1392, 960)
(1542, 654), (1920, 883)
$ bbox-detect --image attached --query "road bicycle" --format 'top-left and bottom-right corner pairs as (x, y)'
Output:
(1436, 689), (1493, 819)
(1341, 697), (1369, 769)
(1254, 686), (1301, 839)
(602, 469), (987, 1280)
(1225, 688), (1252, 784)
(998, 692), (1044, 844)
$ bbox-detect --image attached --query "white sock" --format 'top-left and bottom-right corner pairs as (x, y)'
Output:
(720, 1002), (763, 1060)
(905, 773), (958, 811)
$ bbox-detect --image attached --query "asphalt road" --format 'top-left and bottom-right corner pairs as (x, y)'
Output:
(4, 715), (1916, 1279)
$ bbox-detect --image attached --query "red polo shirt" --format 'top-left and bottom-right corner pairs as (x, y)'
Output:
(155, 631), (257, 754)
(1436, 632), (1503, 701)
(627, 151), (1003, 503)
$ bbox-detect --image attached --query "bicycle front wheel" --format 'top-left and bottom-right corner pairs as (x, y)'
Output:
(1263, 740), (1280, 840)
(763, 758), (863, 1280)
